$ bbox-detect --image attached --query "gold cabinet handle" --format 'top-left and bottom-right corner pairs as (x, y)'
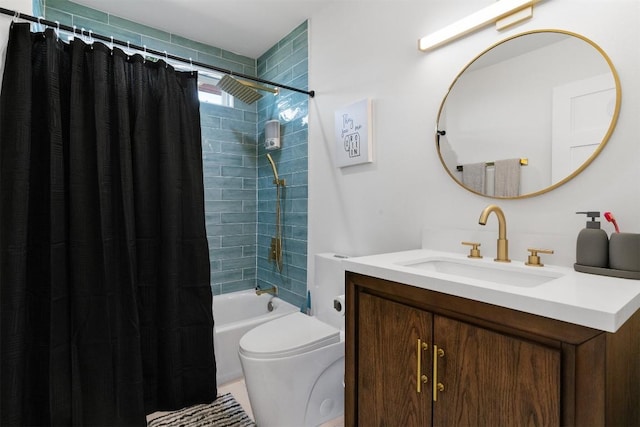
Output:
(416, 339), (428, 393)
(433, 345), (445, 401)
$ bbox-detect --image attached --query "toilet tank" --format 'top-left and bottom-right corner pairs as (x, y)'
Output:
(312, 253), (348, 330)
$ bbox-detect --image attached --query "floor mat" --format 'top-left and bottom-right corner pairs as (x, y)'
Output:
(147, 393), (255, 427)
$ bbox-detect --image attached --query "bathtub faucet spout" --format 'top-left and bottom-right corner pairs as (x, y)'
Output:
(256, 285), (278, 296)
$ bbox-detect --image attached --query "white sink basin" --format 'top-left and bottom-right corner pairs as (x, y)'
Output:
(398, 257), (563, 287)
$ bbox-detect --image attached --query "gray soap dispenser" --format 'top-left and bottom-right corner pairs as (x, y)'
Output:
(575, 211), (609, 268)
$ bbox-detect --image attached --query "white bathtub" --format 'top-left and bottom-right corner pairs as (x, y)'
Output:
(213, 289), (299, 386)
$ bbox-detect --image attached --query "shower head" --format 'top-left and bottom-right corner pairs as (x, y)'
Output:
(216, 75), (278, 105)
(217, 75), (262, 104)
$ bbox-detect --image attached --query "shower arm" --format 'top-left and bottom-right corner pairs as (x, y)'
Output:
(238, 79), (279, 95)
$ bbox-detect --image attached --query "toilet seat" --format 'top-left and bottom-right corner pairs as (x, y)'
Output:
(239, 312), (340, 359)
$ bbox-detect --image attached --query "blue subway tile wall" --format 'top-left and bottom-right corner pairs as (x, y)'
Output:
(256, 22), (309, 310)
(201, 102), (258, 296)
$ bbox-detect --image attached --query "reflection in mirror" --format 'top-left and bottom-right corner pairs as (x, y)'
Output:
(436, 30), (620, 199)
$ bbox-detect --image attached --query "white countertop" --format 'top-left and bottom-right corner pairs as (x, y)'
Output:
(343, 249), (640, 333)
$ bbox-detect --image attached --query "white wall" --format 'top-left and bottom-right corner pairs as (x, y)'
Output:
(307, 0), (640, 283)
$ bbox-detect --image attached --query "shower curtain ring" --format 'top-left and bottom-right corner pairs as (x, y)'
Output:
(164, 50), (168, 68)
(189, 57), (194, 75)
(55, 20), (60, 41)
(127, 41), (130, 60)
(37, 17), (45, 37)
(89, 30), (93, 49)
(10, 11), (19, 28)
(143, 45), (146, 63)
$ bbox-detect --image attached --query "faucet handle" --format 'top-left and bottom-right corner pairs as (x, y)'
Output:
(462, 241), (483, 259)
(525, 248), (554, 267)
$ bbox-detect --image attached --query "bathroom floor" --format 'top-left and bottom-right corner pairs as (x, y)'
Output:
(147, 378), (344, 426)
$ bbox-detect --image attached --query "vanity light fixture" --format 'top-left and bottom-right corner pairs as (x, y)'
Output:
(418, 0), (542, 51)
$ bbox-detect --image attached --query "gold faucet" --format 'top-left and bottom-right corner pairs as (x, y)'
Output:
(478, 204), (510, 263)
(256, 285), (278, 296)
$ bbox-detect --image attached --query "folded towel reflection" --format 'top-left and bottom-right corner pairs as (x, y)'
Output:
(461, 162), (486, 193)
(494, 158), (521, 197)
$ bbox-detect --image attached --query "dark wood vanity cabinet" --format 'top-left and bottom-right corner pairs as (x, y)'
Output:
(345, 272), (640, 426)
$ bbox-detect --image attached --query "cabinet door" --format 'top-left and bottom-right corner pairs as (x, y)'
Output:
(357, 292), (433, 426)
(433, 315), (561, 427)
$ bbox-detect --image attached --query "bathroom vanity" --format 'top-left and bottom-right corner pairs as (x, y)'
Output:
(343, 250), (640, 426)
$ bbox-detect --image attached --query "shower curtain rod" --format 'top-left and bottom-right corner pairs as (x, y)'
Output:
(0, 7), (315, 98)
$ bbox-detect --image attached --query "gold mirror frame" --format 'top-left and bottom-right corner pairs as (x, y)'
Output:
(436, 29), (621, 199)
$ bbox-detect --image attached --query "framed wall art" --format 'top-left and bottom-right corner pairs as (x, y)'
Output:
(334, 98), (373, 167)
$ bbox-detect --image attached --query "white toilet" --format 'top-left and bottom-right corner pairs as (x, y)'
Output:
(239, 253), (346, 427)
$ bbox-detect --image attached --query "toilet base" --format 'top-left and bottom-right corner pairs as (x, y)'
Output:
(305, 355), (344, 426)
(240, 340), (344, 427)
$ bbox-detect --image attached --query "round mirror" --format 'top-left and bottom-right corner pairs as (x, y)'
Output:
(436, 30), (620, 199)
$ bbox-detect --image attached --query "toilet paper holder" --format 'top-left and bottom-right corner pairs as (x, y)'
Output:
(333, 294), (346, 314)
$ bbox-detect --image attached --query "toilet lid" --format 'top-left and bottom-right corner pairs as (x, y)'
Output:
(239, 312), (340, 359)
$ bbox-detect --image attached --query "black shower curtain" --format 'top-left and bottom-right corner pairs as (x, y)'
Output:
(0, 23), (216, 426)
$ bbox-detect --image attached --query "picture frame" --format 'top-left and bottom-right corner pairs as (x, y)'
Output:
(334, 98), (373, 167)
